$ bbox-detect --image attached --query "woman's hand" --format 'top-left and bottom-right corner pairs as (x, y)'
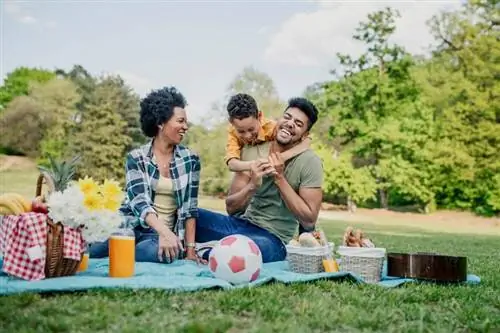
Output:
(185, 247), (207, 265)
(158, 228), (184, 263)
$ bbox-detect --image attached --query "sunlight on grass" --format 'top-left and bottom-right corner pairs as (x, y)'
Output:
(1, 228), (498, 332)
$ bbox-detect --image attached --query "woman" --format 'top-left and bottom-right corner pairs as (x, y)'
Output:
(90, 86), (203, 264)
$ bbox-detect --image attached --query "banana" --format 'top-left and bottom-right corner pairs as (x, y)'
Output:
(0, 195), (25, 215)
(3, 193), (32, 212)
(0, 205), (11, 215)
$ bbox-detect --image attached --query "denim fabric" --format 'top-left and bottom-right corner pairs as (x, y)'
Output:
(88, 227), (176, 263)
(195, 208), (286, 263)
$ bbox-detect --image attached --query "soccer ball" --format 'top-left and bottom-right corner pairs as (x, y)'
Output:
(208, 234), (263, 285)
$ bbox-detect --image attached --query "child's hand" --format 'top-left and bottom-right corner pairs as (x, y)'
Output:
(268, 152), (284, 177)
(249, 160), (275, 188)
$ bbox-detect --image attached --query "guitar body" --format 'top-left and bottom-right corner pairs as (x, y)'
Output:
(387, 252), (468, 283)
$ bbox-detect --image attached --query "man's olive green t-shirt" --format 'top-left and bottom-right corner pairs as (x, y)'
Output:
(240, 142), (323, 243)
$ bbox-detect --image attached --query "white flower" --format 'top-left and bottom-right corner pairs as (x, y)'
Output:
(46, 178), (125, 244)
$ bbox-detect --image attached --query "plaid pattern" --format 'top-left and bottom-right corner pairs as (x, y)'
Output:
(119, 140), (201, 240)
(0, 213), (47, 281)
(63, 226), (85, 261)
(0, 213), (85, 281)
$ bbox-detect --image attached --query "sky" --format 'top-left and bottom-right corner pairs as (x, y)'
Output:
(1, 0), (462, 124)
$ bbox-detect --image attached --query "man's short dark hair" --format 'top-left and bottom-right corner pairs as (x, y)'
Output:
(140, 86), (187, 137)
(286, 97), (318, 130)
(227, 93), (259, 120)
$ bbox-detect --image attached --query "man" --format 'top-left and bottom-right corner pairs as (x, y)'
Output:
(224, 93), (309, 172)
(196, 97), (323, 263)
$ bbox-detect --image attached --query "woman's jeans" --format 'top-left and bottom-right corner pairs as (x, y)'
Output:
(89, 227), (172, 263)
(195, 208), (286, 263)
(89, 208), (287, 264)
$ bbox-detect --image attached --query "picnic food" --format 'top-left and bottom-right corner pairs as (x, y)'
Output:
(0, 192), (32, 215)
(37, 155), (80, 192)
(342, 226), (375, 248)
(288, 231), (326, 247)
(31, 196), (49, 214)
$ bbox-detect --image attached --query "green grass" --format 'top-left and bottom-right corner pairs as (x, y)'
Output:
(1, 155), (499, 331)
(1, 222), (499, 333)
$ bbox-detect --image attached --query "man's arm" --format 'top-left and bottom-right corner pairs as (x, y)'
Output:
(274, 177), (322, 230)
(269, 152), (323, 230)
(225, 171), (256, 215)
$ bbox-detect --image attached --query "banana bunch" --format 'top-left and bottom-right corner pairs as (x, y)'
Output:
(0, 193), (32, 215)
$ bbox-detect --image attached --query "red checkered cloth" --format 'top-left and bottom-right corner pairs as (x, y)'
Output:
(63, 225), (85, 261)
(0, 213), (47, 281)
(0, 213), (85, 281)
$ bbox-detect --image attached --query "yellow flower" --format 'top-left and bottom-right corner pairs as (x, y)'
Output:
(78, 176), (99, 195)
(83, 191), (103, 211)
(102, 197), (120, 211)
(101, 179), (122, 198)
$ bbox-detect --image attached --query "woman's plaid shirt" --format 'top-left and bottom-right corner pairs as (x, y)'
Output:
(119, 140), (201, 240)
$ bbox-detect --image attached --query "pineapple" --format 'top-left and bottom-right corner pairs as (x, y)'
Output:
(32, 155), (80, 213)
(37, 155), (81, 192)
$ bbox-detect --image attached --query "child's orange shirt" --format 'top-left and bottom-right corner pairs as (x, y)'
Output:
(224, 116), (276, 164)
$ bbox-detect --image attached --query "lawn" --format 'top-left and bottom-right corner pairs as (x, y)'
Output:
(1, 156), (499, 332)
(1, 221), (499, 333)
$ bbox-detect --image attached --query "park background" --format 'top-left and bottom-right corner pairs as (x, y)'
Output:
(0, 1), (499, 332)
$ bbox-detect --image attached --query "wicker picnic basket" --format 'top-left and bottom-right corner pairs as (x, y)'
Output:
(337, 246), (386, 283)
(286, 242), (334, 274)
(36, 172), (82, 278)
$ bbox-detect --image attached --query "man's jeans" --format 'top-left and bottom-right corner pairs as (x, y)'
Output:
(195, 208), (286, 263)
(89, 227), (173, 263)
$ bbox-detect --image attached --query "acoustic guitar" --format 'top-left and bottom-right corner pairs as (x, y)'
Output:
(386, 252), (468, 283)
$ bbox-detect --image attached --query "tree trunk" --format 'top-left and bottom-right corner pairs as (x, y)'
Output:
(347, 196), (357, 213)
(378, 189), (389, 209)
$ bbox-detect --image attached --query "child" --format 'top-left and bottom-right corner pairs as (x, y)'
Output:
(224, 93), (310, 172)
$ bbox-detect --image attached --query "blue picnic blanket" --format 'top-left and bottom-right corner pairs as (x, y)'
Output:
(0, 258), (480, 296)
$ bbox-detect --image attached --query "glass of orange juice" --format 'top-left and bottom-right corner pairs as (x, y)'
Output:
(77, 252), (89, 272)
(109, 229), (136, 278)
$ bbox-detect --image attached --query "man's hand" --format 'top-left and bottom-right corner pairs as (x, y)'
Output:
(249, 159), (276, 188)
(268, 152), (285, 178)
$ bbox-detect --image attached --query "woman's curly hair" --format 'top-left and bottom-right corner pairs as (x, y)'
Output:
(140, 86), (187, 137)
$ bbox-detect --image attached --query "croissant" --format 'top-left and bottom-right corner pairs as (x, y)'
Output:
(342, 226), (375, 248)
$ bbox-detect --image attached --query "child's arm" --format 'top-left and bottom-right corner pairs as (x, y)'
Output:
(280, 136), (311, 162)
(228, 158), (254, 172)
(225, 127), (253, 172)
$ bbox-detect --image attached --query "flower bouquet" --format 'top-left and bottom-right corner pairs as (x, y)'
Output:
(46, 176), (125, 244)
(38, 176), (124, 278)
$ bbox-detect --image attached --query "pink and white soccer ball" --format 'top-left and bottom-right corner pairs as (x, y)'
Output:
(208, 234), (263, 285)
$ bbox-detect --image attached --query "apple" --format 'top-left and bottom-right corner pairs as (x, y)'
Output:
(32, 196), (48, 214)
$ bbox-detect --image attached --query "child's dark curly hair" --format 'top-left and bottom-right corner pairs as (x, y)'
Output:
(226, 93), (259, 120)
(140, 86), (187, 137)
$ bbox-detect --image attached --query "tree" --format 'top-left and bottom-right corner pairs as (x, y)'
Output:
(421, 0), (500, 215)
(313, 139), (377, 212)
(55, 64), (95, 114)
(324, 7), (436, 210)
(225, 66), (286, 119)
(70, 77), (131, 183)
(0, 96), (46, 157)
(98, 75), (145, 150)
(0, 78), (80, 159)
(30, 79), (81, 165)
(0, 67), (55, 109)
